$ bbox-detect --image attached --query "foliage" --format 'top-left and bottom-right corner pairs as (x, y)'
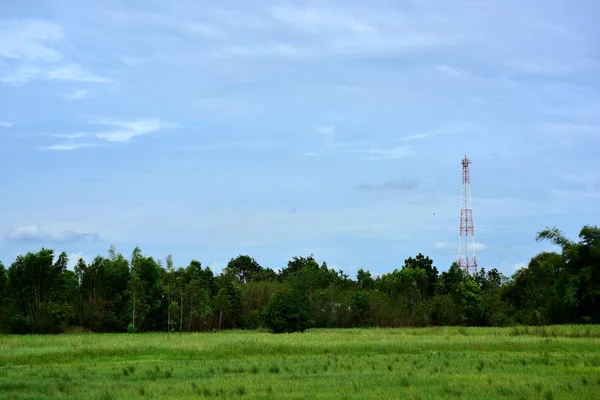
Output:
(263, 288), (312, 333)
(0, 224), (598, 334)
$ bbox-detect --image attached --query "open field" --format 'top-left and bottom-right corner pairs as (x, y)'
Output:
(1, 326), (600, 399)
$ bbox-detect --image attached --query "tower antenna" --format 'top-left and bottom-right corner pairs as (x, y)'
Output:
(458, 155), (477, 275)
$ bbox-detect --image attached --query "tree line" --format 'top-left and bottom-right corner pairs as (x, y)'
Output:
(0, 224), (598, 334)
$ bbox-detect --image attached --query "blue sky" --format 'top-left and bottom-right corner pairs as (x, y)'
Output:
(1, 0), (599, 278)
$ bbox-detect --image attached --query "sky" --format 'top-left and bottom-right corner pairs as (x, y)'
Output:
(1, 0), (599, 278)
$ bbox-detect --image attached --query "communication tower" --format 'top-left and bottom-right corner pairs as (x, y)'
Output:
(458, 155), (477, 275)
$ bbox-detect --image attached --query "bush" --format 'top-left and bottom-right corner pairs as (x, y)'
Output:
(127, 323), (137, 334)
(263, 289), (312, 333)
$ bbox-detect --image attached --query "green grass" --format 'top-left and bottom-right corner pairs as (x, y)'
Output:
(1, 326), (600, 399)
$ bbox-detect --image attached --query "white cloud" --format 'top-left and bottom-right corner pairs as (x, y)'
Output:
(547, 187), (600, 199)
(399, 129), (460, 142)
(540, 122), (600, 137)
(316, 126), (334, 135)
(185, 140), (273, 152)
(0, 19), (64, 62)
(434, 241), (486, 252)
(2, 64), (111, 85)
(474, 242), (487, 251)
(0, 19), (112, 85)
(209, 261), (227, 274)
(93, 119), (163, 142)
(121, 56), (147, 66)
(46, 119), (173, 150)
(211, 42), (302, 59)
(0, 64), (43, 84)
(334, 223), (386, 232)
(45, 143), (102, 151)
(61, 89), (95, 100)
(207, 3), (457, 60)
(512, 262), (528, 272)
(367, 145), (414, 160)
(505, 58), (571, 75)
(5, 225), (101, 243)
(317, 125), (335, 145)
(47, 64), (112, 83)
(401, 133), (428, 141)
(267, 5), (377, 34)
(0, 120), (12, 128)
(436, 64), (467, 77)
(52, 132), (90, 139)
(67, 252), (92, 270)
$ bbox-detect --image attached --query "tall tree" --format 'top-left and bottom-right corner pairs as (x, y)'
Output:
(404, 253), (438, 296)
(224, 255), (264, 283)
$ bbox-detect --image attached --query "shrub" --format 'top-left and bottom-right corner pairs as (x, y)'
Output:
(263, 289), (312, 333)
(127, 323), (137, 334)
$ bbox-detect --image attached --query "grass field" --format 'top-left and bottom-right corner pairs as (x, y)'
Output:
(1, 326), (600, 399)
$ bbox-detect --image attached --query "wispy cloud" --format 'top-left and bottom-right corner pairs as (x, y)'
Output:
(207, 3), (458, 60)
(0, 120), (12, 128)
(436, 64), (467, 77)
(308, 126), (453, 159)
(317, 125), (335, 145)
(186, 140), (272, 151)
(434, 241), (487, 253)
(546, 187), (600, 199)
(61, 90), (95, 100)
(0, 19), (112, 85)
(266, 5), (378, 34)
(45, 143), (103, 151)
(399, 129), (460, 142)
(357, 178), (422, 192)
(47, 64), (112, 83)
(505, 58), (571, 75)
(121, 56), (147, 66)
(335, 223), (386, 232)
(401, 133), (428, 142)
(0, 19), (64, 62)
(366, 146), (414, 160)
(45, 118), (192, 150)
(5, 225), (101, 244)
(1, 62), (111, 85)
(92, 119), (164, 142)
(0, 65), (43, 84)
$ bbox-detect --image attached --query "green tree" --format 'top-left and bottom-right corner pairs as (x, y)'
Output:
(0, 261), (9, 331)
(455, 276), (483, 325)
(162, 255), (177, 333)
(351, 290), (370, 326)
(128, 247), (162, 331)
(534, 225), (600, 323)
(356, 268), (375, 290)
(224, 255), (264, 283)
(403, 253), (438, 296)
(185, 260), (214, 331)
(437, 262), (467, 295)
(264, 287), (312, 333)
(7, 249), (74, 333)
(0, 261), (7, 301)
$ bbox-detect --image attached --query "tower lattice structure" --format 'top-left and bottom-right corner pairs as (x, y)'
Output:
(458, 155), (477, 275)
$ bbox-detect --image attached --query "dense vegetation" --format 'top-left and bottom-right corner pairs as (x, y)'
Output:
(0, 225), (598, 334)
(2, 327), (600, 399)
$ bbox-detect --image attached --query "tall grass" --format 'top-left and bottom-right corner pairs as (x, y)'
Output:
(0, 326), (599, 399)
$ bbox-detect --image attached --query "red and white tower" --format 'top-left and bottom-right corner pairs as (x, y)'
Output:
(458, 155), (477, 275)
